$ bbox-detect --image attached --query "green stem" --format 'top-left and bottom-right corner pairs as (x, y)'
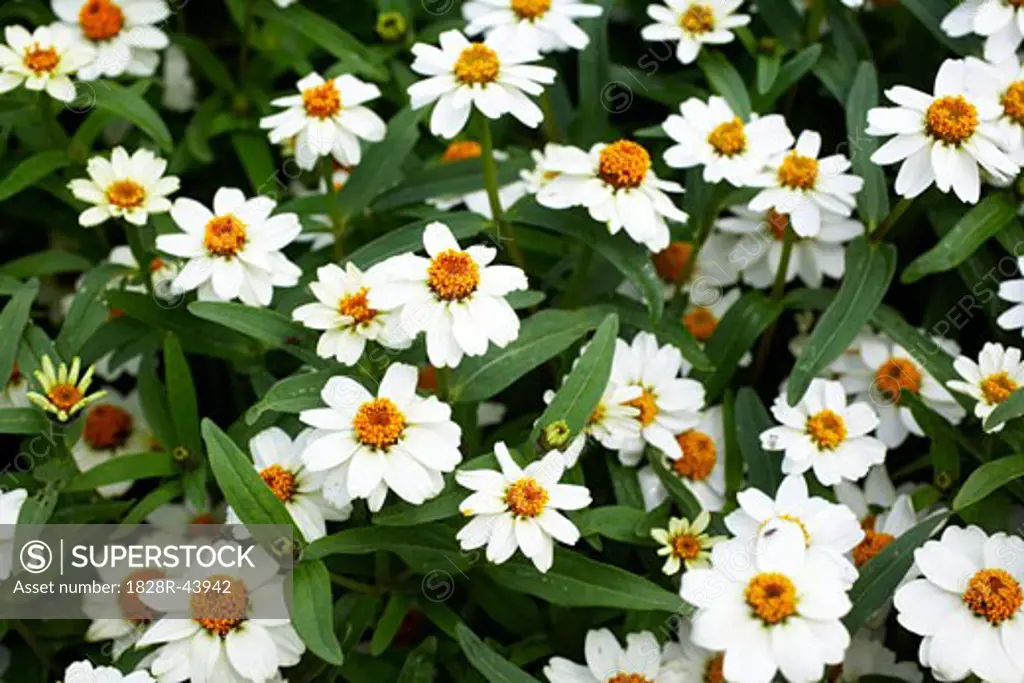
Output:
(322, 157), (347, 260)
(539, 89), (562, 143)
(871, 196), (913, 243)
(804, 0), (827, 44)
(435, 367), (451, 403)
(126, 225), (155, 298)
(751, 228), (796, 382)
(479, 116), (527, 271)
(329, 572), (381, 594)
(39, 94), (65, 149)
(238, 0), (256, 88)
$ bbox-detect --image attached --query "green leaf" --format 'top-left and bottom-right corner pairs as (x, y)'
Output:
(756, 53), (782, 95)
(696, 291), (782, 401)
(906, 395), (961, 490)
(291, 560), (344, 665)
(985, 389), (1024, 431)
(904, 193), (1018, 283)
(92, 80), (173, 151)
(573, 505), (651, 544)
(0, 408), (49, 435)
(604, 299), (712, 371)
(0, 250), (91, 278)
(230, 133), (277, 197)
(244, 369), (334, 425)
(735, 388), (780, 495)
(787, 238), (897, 403)
(396, 637), (437, 683)
(645, 448), (702, 519)
(121, 480), (185, 525)
(901, 0), (980, 55)
(137, 357), (176, 451)
(171, 34), (235, 91)
(372, 156), (531, 212)
(0, 152), (71, 203)
(0, 279), (38, 393)
(163, 335), (201, 457)
(187, 301), (322, 366)
(372, 488), (461, 527)
(753, 0), (802, 48)
(370, 593), (412, 656)
(697, 51), (751, 120)
(953, 455), (1024, 511)
(449, 307), (607, 403)
(846, 63), (889, 227)
(347, 213), (486, 269)
(65, 452), (177, 492)
(56, 263), (129, 357)
(304, 525), (470, 571)
(455, 623), (540, 683)
(761, 45), (822, 104)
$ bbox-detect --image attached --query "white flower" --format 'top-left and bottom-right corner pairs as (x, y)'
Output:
(941, 0), (1024, 62)
(663, 620), (724, 683)
(462, 0), (603, 52)
(455, 442), (590, 572)
(725, 474), (865, 587)
(618, 235), (741, 307)
(681, 524), (852, 683)
(867, 59), (1018, 203)
(300, 363), (463, 511)
(68, 147), (179, 227)
(0, 488), (27, 580)
(638, 405), (727, 512)
(71, 389), (154, 498)
(948, 341), (1024, 432)
(0, 364), (29, 409)
(26, 355), (107, 422)
(894, 525), (1024, 683)
(832, 464), (897, 521)
(536, 140), (688, 252)
(663, 96), (794, 186)
(761, 378), (886, 486)
(292, 263), (413, 365)
(427, 142), (529, 218)
(640, 0), (750, 64)
(52, 0), (170, 80)
(368, 221), (528, 368)
(716, 205), (862, 289)
(966, 55), (1024, 164)
(161, 44), (195, 112)
(544, 628), (684, 682)
(225, 427), (352, 542)
(610, 331), (706, 465)
(0, 24), (94, 102)
(998, 256), (1024, 333)
(651, 510), (723, 574)
(156, 187), (302, 307)
(63, 660), (153, 683)
(105, 244), (180, 307)
(834, 632), (923, 683)
(273, 0), (298, 6)
(407, 29), (557, 139)
(260, 72), (386, 171)
(748, 130), (863, 238)
(520, 142), (575, 193)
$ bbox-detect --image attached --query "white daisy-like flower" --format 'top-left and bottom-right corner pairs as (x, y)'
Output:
(455, 442), (591, 573)
(156, 187), (302, 307)
(834, 632), (923, 683)
(161, 43), (195, 112)
(0, 24), (94, 102)
(832, 464), (897, 521)
(610, 331), (706, 465)
(663, 621), (725, 683)
(26, 355), (107, 422)
(0, 364), (29, 409)
(725, 474), (865, 587)
(407, 29), (557, 139)
(681, 524), (852, 683)
(543, 628), (684, 682)
(0, 488), (27, 580)
(292, 263), (414, 365)
(300, 363), (463, 511)
(650, 510), (724, 574)
(462, 0), (603, 52)
(663, 96), (794, 187)
(617, 234), (741, 306)
(68, 147), (179, 227)
(948, 342), (1024, 432)
(867, 59), (1019, 204)
(52, 0), (170, 80)
(71, 389), (154, 499)
(63, 660), (153, 683)
(520, 142), (576, 193)
(259, 72), (386, 171)
(536, 140), (688, 252)
(966, 55), (1024, 164)
(748, 130), (863, 238)
(997, 256), (1024, 334)
(716, 205), (862, 289)
(426, 141), (529, 218)
(847, 492), (919, 569)
(760, 378), (886, 486)
(894, 525), (1024, 683)
(941, 0), (1024, 62)
(225, 427), (351, 542)
(368, 221), (528, 368)
(638, 405), (727, 512)
(640, 0), (750, 64)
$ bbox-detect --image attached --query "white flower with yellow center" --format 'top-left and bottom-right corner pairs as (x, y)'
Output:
(535, 140), (688, 253)
(664, 621), (726, 683)
(292, 263), (413, 365)
(407, 29), (557, 139)
(640, 0), (750, 64)
(760, 378), (886, 487)
(52, 0), (170, 80)
(544, 628), (685, 682)
(426, 141), (529, 218)
(71, 389), (153, 499)
(26, 355), (107, 422)
(941, 0), (1024, 62)
(638, 405), (727, 512)
(455, 442), (591, 573)
(260, 72), (386, 171)
(651, 510), (723, 574)
(156, 187), (302, 307)
(0, 24), (94, 102)
(520, 142), (575, 193)
(663, 96), (794, 187)
(0, 488), (27, 580)
(369, 221), (528, 368)
(894, 526), (1024, 683)
(725, 475), (864, 587)
(948, 341), (1024, 432)
(63, 661), (153, 683)
(748, 130), (863, 238)
(681, 525), (853, 683)
(300, 363), (463, 511)
(965, 55), (1024, 163)
(462, 0), (603, 52)
(68, 147), (179, 227)
(834, 633), (923, 683)
(867, 59), (1018, 204)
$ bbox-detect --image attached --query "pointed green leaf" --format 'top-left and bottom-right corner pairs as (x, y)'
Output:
(92, 80), (173, 151)
(0, 408), (49, 435)
(697, 291), (783, 401)
(953, 455), (1024, 511)
(456, 623), (540, 683)
(0, 152), (72, 203)
(347, 213), (487, 269)
(291, 560), (344, 665)
(846, 63), (890, 227)
(735, 388), (780, 496)
(0, 279), (38, 394)
(65, 452), (176, 492)
(244, 369), (335, 425)
(697, 51), (751, 120)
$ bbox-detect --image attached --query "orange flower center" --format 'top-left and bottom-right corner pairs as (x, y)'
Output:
(680, 3), (715, 33)
(766, 209), (789, 240)
(203, 215), (247, 258)
(805, 409), (846, 450)
(353, 397), (407, 449)
(338, 287), (378, 325)
(671, 532), (703, 560)
(454, 44), (500, 85)
(608, 675), (653, 683)
(962, 568), (1023, 625)
(852, 529), (895, 567)
(428, 249), (480, 301)
(598, 140), (651, 190)
(191, 575), (248, 636)
(303, 79), (342, 119)
(511, 0), (551, 19)
(652, 241), (694, 285)
(259, 464), (298, 503)
(504, 477), (548, 518)
(106, 180), (146, 210)
(672, 429), (717, 481)
(79, 0), (124, 41)
(1003, 81), (1024, 125)
(683, 307), (718, 342)
(627, 387), (659, 427)
(441, 141), (483, 162)
(926, 95), (979, 145)
(23, 44), (60, 75)
(48, 383), (83, 413)
(745, 572), (798, 624)
(874, 357), (921, 402)
(982, 371), (1018, 405)
(119, 568), (165, 622)
(149, 257), (166, 273)
(777, 151), (818, 190)
(704, 654), (725, 683)
(83, 403), (134, 450)
(587, 402), (606, 426)
(707, 117), (746, 157)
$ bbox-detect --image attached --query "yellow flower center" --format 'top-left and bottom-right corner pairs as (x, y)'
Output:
(777, 151), (818, 190)
(1003, 81), (1024, 125)
(191, 575), (248, 636)
(352, 398), (407, 450)
(672, 429), (717, 481)
(83, 403), (134, 450)
(745, 572), (798, 624)
(962, 568), (1023, 625)
(704, 654), (725, 683)
(852, 529), (895, 567)
(680, 3), (715, 33)
(707, 118), (746, 157)
(651, 241), (694, 285)
(683, 307), (718, 342)
(428, 249), (480, 301)
(587, 402), (606, 426)
(874, 357), (921, 402)
(504, 477), (549, 518)
(598, 140), (651, 190)
(441, 141), (483, 162)
(671, 532), (703, 560)
(627, 387), (659, 427)
(926, 95), (978, 145)
(106, 179), (146, 210)
(511, 0), (551, 19)
(607, 675), (653, 683)
(203, 215), (247, 258)
(454, 43), (500, 85)
(303, 79), (342, 119)
(48, 383), (83, 413)
(805, 409), (847, 451)
(23, 44), (60, 75)
(338, 287), (378, 325)
(118, 568), (165, 623)
(79, 0), (124, 41)
(259, 464), (298, 503)
(766, 209), (789, 240)
(982, 371), (1018, 405)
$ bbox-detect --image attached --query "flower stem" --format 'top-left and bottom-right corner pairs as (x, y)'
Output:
(752, 227), (796, 383)
(322, 156), (346, 260)
(871, 196), (913, 243)
(804, 0), (827, 44)
(126, 224), (155, 298)
(479, 116), (527, 271)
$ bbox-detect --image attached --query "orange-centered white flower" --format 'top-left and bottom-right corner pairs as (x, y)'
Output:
(462, 0), (603, 53)
(0, 24), (94, 102)
(69, 147), (179, 228)
(948, 341), (1024, 433)
(52, 0), (171, 80)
